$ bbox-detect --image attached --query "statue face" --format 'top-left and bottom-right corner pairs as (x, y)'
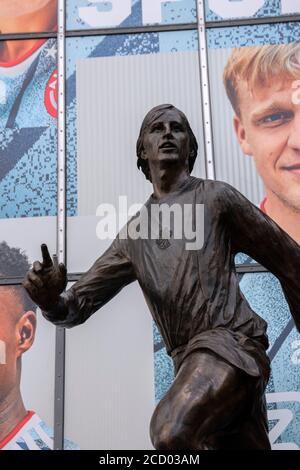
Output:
(141, 108), (190, 171)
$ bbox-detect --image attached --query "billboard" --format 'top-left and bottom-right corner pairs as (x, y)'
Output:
(207, 22), (300, 217)
(0, 37), (58, 221)
(0, 1), (60, 450)
(1, 0), (300, 452)
(0, 240), (56, 450)
(0, 3), (58, 270)
(66, 0), (196, 30)
(205, 0), (300, 21)
(153, 21), (300, 450)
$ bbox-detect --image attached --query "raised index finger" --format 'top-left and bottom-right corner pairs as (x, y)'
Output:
(41, 243), (53, 267)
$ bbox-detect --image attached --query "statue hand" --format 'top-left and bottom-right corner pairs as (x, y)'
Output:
(22, 244), (67, 310)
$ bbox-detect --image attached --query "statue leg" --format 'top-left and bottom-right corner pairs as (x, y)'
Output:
(150, 349), (270, 450)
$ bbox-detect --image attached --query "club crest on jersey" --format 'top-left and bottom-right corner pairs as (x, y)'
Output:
(44, 69), (58, 118)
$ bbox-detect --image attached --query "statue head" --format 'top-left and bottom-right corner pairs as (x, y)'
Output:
(136, 104), (198, 182)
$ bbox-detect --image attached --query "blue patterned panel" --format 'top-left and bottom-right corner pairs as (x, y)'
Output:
(66, 0), (196, 30)
(205, 0), (299, 22)
(207, 22), (300, 49)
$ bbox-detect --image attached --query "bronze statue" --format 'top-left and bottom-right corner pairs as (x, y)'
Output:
(23, 104), (300, 450)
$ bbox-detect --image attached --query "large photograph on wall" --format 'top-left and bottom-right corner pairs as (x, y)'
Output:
(0, 30), (58, 222)
(0, 233), (83, 450)
(154, 21), (300, 449)
(63, 6), (300, 449)
(208, 24), (300, 233)
(154, 21), (300, 450)
(0, 0), (61, 451)
(0, 2), (59, 268)
(0, 240), (57, 450)
(205, 0), (300, 21)
(66, 0), (197, 30)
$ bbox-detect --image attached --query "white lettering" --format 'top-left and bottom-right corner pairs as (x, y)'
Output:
(159, 203), (183, 239)
(208, 0), (265, 19)
(119, 201), (143, 239)
(95, 197), (204, 250)
(77, 0), (300, 26)
(142, 0), (181, 24)
(127, 206), (149, 240)
(117, 195), (129, 234)
(266, 392), (300, 450)
(268, 409), (295, 449)
(291, 339), (300, 364)
(99, 455), (134, 467)
(78, 0), (131, 28)
(128, 203), (143, 218)
(208, 0), (300, 19)
(150, 205), (160, 240)
(282, 0), (300, 15)
(185, 204), (204, 250)
(0, 340), (6, 365)
(96, 203), (117, 240)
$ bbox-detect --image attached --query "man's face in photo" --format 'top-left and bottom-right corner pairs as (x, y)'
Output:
(0, 0), (54, 17)
(0, 287), (36, 401)
(234, 76), (300, 212)
(0, 288), (22, 400)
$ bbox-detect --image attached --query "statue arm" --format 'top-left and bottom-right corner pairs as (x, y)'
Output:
(222, 183), (300, 331)
(41, 237), (136, 328)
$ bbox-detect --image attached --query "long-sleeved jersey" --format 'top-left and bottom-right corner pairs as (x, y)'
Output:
(0, 411), (78, 450)
(43, 177), (300, 378)
(0, 38), (57, 218)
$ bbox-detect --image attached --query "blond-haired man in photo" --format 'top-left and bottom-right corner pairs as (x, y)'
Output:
(224, 43), (300, 243)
